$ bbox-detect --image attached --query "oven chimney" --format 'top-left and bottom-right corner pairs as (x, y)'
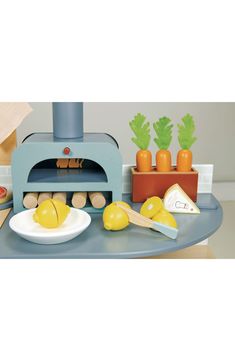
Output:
(52, 102), (83, 139)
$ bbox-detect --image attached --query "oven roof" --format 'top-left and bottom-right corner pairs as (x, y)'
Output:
(22, 132), (119, 148)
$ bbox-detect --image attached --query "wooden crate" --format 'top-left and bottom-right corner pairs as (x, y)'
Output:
(131, 167), (199, 202)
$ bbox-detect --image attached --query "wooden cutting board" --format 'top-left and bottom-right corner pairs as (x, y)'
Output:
(0, 131), (17, 165)
(0, 102), (32, 145)
(0, 208), (11, 228)
(0, 102), (32, 165)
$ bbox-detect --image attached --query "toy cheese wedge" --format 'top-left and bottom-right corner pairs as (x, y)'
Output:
(164, 184), (200, 214)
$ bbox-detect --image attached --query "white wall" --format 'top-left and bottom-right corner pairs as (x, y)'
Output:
(17, 102), (235, 182)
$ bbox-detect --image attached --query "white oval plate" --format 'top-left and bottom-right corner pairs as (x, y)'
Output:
(9, 208), (91, 245)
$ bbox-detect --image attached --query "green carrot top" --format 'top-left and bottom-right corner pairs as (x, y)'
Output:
(153, 117), (173, 150)
(178, 114), (197, 150)
(129, 113), (151, 150)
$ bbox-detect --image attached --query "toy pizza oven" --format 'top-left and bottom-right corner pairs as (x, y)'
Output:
(12, 102), (123, 213)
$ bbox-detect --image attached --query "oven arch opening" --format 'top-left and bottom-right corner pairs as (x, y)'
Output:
(27, 158), (108, 183)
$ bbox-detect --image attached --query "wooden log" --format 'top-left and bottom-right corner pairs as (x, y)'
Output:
(72, 192), (87, 208)
(88, 192), (106, 209)
(23, 192), (39, 209)
(38, 192), (52, 205)
(53, 192), (67, 204)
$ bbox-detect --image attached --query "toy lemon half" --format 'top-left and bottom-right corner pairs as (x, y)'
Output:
(33, 199), (70, 228)
(140, 196), (163, 219)
(152, 209), (178, 229)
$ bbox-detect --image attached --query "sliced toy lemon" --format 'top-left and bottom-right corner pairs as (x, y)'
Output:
(152, 209), (177, 229)
(51, 199), (70, 226)
(33, 199), (70, 229)
(103, 203), (129, 231)
(33, 199), (58, 228)
(140, 196), (163, 219)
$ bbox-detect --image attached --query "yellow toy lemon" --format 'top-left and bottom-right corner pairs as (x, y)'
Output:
(140, 196), (163, 219)
(152, 208), (178, 229)
(103, 201), (131, 231)
(33, 199), (70, 228)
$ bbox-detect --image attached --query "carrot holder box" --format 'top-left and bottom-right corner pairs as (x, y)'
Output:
(131, 167), (199, 203)
(12, 103), (123, 213)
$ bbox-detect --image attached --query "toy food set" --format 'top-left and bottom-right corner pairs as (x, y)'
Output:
(0, 102), (222, 254)
(103, 198), (178, 240)
(12, 102), (122, 214)
(131, 113), (198, 203)
(164, 184), (200, 214)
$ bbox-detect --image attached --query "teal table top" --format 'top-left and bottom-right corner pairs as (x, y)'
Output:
(0, 194), (222, 259)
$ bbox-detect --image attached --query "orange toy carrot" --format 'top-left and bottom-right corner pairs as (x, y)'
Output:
(177, 114), (197, 172)
(129, 113), (152, 172)
(153, 117), (173, 172)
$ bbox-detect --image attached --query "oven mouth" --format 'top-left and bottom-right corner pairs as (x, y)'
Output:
(27, 158), (108, 183)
